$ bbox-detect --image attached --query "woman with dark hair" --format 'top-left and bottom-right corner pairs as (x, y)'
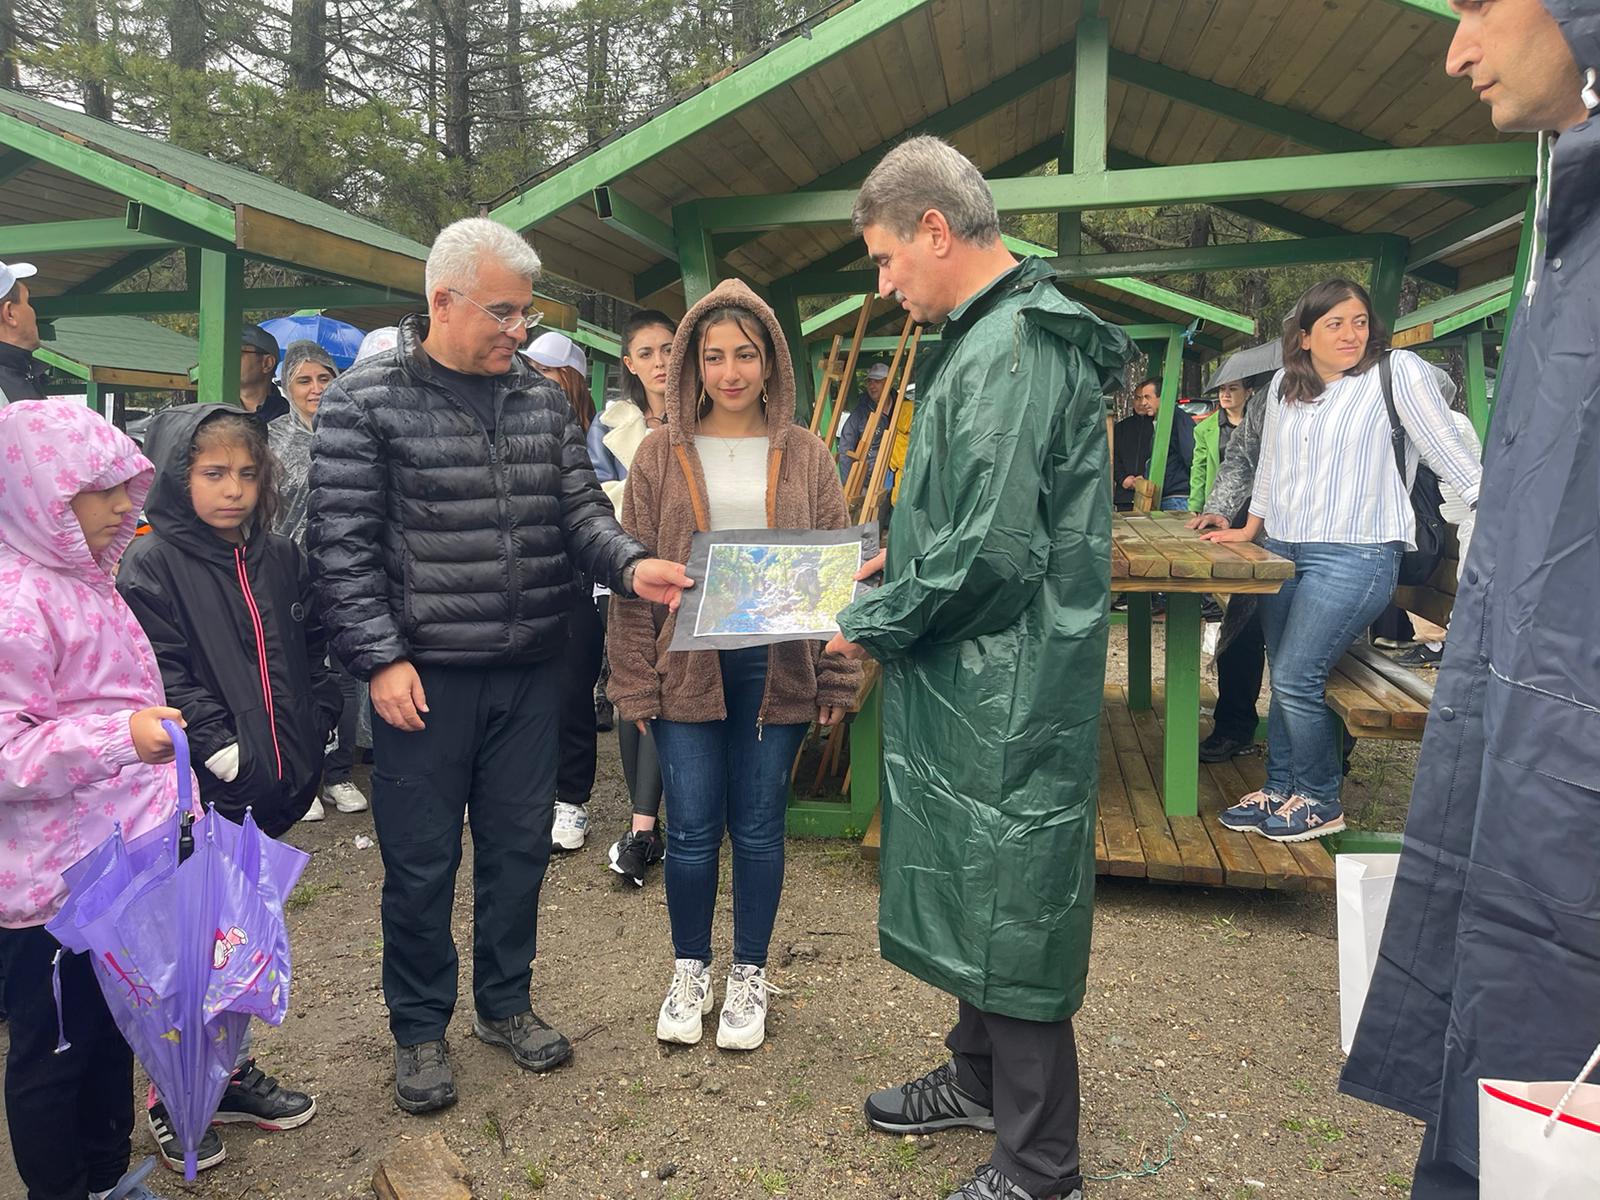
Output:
(1204, 279), (1481, 842)
(587, 310), (677, 886)
(607, 280), (861, 1050)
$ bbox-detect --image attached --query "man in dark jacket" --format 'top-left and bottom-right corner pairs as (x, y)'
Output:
(0, 261), (44, 405)
(836, 360), (893, 486)
(1111, 377), (1193, 510)
(1341, 5), (1600, 1197)
(240, 323), (289, 427)
(307, 217), (690, 1117)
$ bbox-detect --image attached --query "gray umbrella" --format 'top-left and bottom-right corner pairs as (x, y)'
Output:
(1203, 340), (1282, 393)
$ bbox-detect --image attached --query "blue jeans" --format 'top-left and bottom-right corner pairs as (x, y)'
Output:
(1257, 539), (1402, 804)
(1159, 494), (1189, 512)
(651, 647), (808, 967)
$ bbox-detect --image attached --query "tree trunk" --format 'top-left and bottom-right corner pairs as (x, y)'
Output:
(583, 9), (610, 144)
(75, 0), (112, 118)
(168, 0), (205, 70)
(729, 0), (761, 56)
(439, 0), (473, 163)
(505, 0), (526, 132)
(0, 0), (18, 90)
(288, 0), (327, 97)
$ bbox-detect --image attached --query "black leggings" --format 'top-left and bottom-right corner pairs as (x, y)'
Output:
(557, 591), (605, 806)
(597, 596), (664, 821)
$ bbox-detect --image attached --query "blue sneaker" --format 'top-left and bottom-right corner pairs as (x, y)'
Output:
(1259, 794), (1346, 842)
(1217, 790), (1284, 831)
(94, 1157), (168, 1200)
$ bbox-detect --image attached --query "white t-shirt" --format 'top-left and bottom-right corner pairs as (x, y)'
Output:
(695, 435), (769, 530)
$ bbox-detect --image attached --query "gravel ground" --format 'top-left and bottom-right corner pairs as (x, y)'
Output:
(0, 623), (1432, 1200)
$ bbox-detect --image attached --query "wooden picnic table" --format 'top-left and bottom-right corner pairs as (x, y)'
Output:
(1112, 511), (1293, 820)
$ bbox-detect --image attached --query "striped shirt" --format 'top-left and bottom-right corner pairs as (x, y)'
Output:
(1249, 349), (1481, 549)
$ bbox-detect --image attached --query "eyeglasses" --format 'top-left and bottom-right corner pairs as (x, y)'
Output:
(448, 288), (544, 335)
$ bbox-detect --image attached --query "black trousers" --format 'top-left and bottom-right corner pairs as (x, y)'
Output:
(323, 654), (361, 784)
(0, 925), (134, 1199)
(370, 662), (559, 1045)
(1410, 1123), (1477, 1199)
(597, 596), (664, 821)
(558, 596), (604, 807)
(947, 1001), (1083, 1197)
(1211, 606), (1265, 743)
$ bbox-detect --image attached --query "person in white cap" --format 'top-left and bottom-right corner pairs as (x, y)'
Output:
(521, 329), (603, 856)
(836, 360), (894, 488)
(0, 260), (43, 405)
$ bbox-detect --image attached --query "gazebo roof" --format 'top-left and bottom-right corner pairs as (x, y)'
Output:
(488, 0), (1527, 313)
(34, 315), (199, 391)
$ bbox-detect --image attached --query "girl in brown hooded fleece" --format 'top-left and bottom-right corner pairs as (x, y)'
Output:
(607, 279), (862, 1051)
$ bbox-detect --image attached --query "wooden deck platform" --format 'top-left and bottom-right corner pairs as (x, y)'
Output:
(862, 685), (1335, 893)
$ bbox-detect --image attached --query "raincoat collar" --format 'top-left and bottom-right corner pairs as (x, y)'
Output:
(142, 403), (265, 565)
(0, 399), (152, 581)
(941, 256), (1044, 336)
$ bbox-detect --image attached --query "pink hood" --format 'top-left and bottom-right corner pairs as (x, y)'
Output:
(0, 401), (179, 927)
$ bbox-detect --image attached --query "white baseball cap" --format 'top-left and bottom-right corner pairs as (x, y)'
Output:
(866, 362), (890, 381)
(523, 331), (588, 378)
(0, 261), (37, 299)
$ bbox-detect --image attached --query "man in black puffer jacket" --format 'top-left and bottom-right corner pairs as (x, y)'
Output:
(307, 218), (691, 1117)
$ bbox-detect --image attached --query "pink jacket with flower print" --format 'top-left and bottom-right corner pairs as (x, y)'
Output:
(0, 400), (180, 928)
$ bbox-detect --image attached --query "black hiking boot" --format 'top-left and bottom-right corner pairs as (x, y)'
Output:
(474, 1009), (573, 1073)
(394, 1039), (457, 1114)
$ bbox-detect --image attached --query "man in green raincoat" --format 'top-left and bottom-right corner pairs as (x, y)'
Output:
(828, 136), (1131, 1200)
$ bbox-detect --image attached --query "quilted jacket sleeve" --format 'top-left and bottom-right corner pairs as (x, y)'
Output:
(306, 382), (408, 679)
(557, 415), (648, 593)
(295, 544), (344, 735)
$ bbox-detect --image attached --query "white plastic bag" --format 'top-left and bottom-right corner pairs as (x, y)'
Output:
(1335, 852), (1398, 1054)
(1480, 1043), (1600, 1199)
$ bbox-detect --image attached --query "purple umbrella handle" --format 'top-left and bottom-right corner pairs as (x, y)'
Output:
(49, 948), (72, 1054)
(161, 720), (192, 812)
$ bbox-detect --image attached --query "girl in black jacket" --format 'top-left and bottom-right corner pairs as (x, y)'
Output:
(119, 405), (342, 836)
(116, 404), (332, 1162)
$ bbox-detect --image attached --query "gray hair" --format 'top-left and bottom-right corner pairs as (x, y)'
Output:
(281, 339), (336, 379)
(425, 217), (543, 296)
(852, 135), (1000, 245)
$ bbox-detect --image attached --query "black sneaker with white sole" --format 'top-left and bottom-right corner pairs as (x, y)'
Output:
(865, 1061), (996, 1134)
(147, 1098), (225, 1173)
(609, 827), (665, 886)
(474, 1008), (572, 1073)
(213, 1058), (316, 1129)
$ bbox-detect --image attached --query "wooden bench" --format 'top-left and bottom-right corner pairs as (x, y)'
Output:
(1324, 528), (1460, 742)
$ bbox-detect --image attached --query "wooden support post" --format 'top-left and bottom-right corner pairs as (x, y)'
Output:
(1143, 333), (1185, 509)
(1127, 594), (1153, 712)
(83, 382), (104, 414)
(1464, 330), (1491, 441)
(822, 298), (873, 451)
(808, 335), (843, 435)
(672, 205), (717, 306)
(1367, 236), (1409, 328)
(843, 316), (914, 507)
(855, 327), (920, 521)
(1162, 592), (1202, 818)
(196, 249), (244, 406)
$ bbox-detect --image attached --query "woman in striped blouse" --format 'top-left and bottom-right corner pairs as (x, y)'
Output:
(1203, 279), (1481, 843)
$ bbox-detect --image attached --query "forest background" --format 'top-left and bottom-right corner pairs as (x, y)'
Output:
(0, 0), (1444, 389)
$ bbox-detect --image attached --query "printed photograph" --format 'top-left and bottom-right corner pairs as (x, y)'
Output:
(692, 541), (863, 639)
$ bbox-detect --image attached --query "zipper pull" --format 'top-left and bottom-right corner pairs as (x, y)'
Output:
(756, 717), (765, 742)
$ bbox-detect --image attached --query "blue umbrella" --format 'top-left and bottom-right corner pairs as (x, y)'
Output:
(260, 314), (366, 371)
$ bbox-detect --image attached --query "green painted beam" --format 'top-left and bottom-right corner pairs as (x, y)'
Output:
(770, 281), (812, 420)
(1144, 333), (1185, 502)
(686, 143), (1536, 230)
(1382, 0), (1453, 20)
(1074, 18), (1109, 175)
(34, 283), (417, 319)
(489, 0), (937, 233)
(61, 248), (174, 297)
(802, 294), (871, 337)
(1407, 189), (1528, 270)
(0, 218), (178, 257)
(569, 323), (622, 360)
(1394, 275), (1513, 331)
(0, 109), (236, 242)
(1503, 188), (1541, 348)
(632, 44), (1078, 299)
(196, 250), (244, 406)
(1464, 330), (1490, 440)
(673, 205), (717, 305)
(1050, 234), (1390, 278)
(0, 148), (35, 186)
(786, 268), (878, 297)
(593, 185), (677, 260)
(33, 345), (91, 381)
(126, 202), (235, 254)
(1369, 237), (1409, 327)
(1433, 291), (1512, 339)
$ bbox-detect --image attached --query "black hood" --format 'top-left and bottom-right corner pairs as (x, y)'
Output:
(142, 403), (263, 563)
(1546, 0), (1600, 90)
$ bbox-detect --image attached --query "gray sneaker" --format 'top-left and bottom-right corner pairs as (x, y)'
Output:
(947, 1164), (1081, 1200)
(393, 1039), (456, 1114)
(864, 1061), (996, 1134)
(474, 1009), (573, 1073)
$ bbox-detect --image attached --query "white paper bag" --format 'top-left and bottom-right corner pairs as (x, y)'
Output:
(1480, 1043), (1600, 1199)
(1335, 852), (1398, 1054)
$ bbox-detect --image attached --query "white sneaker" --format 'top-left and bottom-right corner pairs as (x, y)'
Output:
(717, 963), (781, 1051)
(551, 801), (588, 851)
(322, 780), (368, 813)
(656, 959), (714, 1045)
(299, 794), (326, 823)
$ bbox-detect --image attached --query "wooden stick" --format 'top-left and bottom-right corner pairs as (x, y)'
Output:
(822, 298), (874, 451)
(859, 330), (921, 522)
(808, 334), (843, 435)
(842, 315), (915, 504)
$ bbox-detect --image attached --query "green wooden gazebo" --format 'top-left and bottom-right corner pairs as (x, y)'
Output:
(32, 315), (199, 411)
(484, 0), (1537, 844)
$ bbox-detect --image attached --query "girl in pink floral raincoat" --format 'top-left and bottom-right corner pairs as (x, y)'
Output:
(0, 399), (186, 1200)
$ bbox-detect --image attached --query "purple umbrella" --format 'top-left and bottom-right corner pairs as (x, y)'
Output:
(47, 722), (309, 1178)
